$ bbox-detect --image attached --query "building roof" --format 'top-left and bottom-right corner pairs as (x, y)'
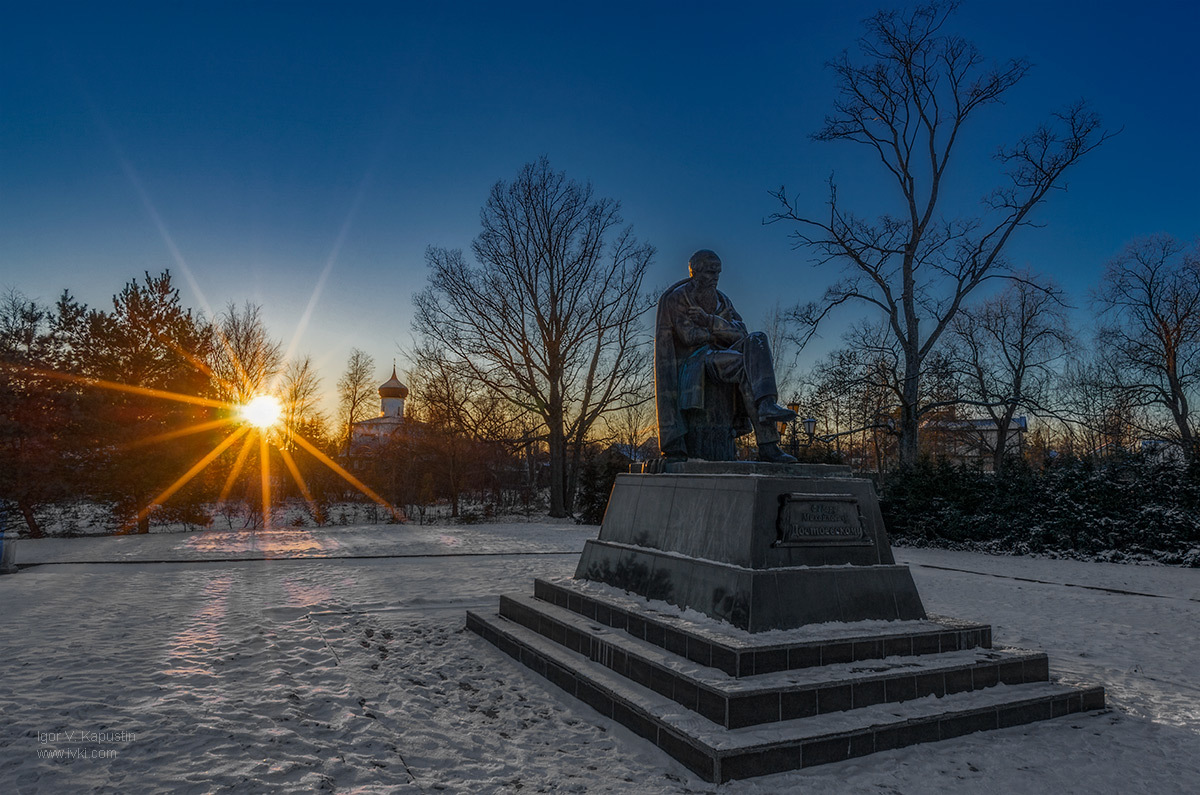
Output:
(378, 366), (409, 399)
(930, 416), (1028, 432)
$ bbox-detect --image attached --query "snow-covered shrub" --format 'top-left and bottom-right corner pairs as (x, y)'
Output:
(880, 452), (1200, 565)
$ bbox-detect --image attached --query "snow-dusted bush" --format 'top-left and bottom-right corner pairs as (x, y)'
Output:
(881, 453), (1200, 565)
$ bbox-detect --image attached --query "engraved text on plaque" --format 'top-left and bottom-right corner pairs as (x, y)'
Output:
(775, 493), (870, 546)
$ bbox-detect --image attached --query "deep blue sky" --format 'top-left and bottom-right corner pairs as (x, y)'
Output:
(2, 1), (1197, 412)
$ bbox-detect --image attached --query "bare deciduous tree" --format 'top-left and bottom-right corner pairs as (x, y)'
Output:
(803, 322), (904, 470)
(595, 395), (656, 461)
(209, 302), (282, 404)
(337, 348), (376, 453)
(415, 157), (653, 517)
(1056, 357), (1146, 458)
(761, 302), (801, 403)
(1096, 235), (1200, 458)
(279, 355), (325, 448)
(770, 1), (1113, 466)
(950, 276), (1073, 472)
(403, 347), (488, 519)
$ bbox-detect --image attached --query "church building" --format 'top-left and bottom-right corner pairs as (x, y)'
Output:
(347, 366), (408, 457)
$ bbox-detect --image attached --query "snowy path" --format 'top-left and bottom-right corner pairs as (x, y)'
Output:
(1, 525), (1198, 793)
(14, 522), (592, 565)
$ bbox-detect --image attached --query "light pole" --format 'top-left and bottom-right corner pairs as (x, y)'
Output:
(786, 401), (801, 458)
(785, 401), (819, 459)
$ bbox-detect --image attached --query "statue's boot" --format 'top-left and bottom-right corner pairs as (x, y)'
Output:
(755, 399), (797, 424)
(757, 442), (797, 463)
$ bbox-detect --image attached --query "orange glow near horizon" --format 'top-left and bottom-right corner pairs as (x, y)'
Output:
(1, 357), (406, 532)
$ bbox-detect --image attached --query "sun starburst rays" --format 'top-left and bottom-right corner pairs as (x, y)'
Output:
(277, 445), (322, 522)
(39, 128), (400, 531)
(4, 364), (229, 409)
(134, 425), (252, 530)
(2, 356), (405, 532)
(119, 417), (239, 451)
(288, 433), (397, 517)
(218, 432), (257, 505)
(258, 432), (272, 528)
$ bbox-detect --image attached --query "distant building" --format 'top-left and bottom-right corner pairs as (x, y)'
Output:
(348, 367), (408, 457)
(1138, 439), (1186, 464)
(604, 438), (660, 464)
(925, 416), (1027, 470)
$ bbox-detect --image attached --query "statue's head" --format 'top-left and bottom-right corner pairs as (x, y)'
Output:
(688, 249), (722, 291)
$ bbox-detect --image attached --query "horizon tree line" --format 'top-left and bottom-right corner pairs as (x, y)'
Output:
(2, 218), (1194, 536)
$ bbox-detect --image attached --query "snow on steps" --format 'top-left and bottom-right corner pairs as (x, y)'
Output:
(467, 582), (1105, 783)
(496, 591), (1054, 730)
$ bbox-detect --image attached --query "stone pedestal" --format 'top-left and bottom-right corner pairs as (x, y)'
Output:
(0, 531), (16, 575)
(468, 462), (1106, 781)
(574, 463), (926, 631)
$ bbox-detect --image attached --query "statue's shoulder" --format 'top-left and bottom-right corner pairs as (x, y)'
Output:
(656, 280), (692, 335)
(659, 279), (692, 307)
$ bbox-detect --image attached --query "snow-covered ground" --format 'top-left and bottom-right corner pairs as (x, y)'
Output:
(1, 523), (1198, 793)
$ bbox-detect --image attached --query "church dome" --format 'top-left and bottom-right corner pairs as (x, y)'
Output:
(378, 366), (409, 399)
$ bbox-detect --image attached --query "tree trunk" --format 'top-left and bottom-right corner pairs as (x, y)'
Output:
(991, 405), (1018, 475)
(565, 432), (585, 517)
(992, 426), (1008, 474)
(547, 405), (567, 518)
(1166, 370), (1195, 462)
(899, 352), (921, 467)
(525, 442), (536, 489)
(899, 284), (921, 466)
(449, 444), (460, 518)
(18, 498), (43, 539)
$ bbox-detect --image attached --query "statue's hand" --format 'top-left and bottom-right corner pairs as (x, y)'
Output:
(684, 305), (710, 327)
(712, 327), (746, 347)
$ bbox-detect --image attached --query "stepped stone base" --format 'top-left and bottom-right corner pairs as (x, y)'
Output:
(468, 465), (1105, 779)
(467, 578), (1105, 782)
(532, 578), (989, 677)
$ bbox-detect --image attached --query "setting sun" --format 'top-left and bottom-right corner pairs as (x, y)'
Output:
(239, 394), (282, 429)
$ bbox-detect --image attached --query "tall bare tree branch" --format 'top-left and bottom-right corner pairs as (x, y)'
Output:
(768, 1), (1113, 465)
(414, 157), (653, 516)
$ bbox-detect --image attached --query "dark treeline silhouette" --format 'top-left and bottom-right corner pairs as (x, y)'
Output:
(778, 235), (1200, 476)
(1, 272), (223, 536)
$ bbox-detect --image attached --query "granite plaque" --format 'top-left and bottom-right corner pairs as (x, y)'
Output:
(774, 493), (870, 547)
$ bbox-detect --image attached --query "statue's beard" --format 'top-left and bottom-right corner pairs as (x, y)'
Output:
(694, 284), (718, 311)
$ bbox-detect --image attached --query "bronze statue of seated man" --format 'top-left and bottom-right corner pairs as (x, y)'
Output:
(654, 249), (797, 463)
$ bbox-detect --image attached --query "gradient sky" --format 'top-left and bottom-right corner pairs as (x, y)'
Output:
(3, 1), (1197, 415)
